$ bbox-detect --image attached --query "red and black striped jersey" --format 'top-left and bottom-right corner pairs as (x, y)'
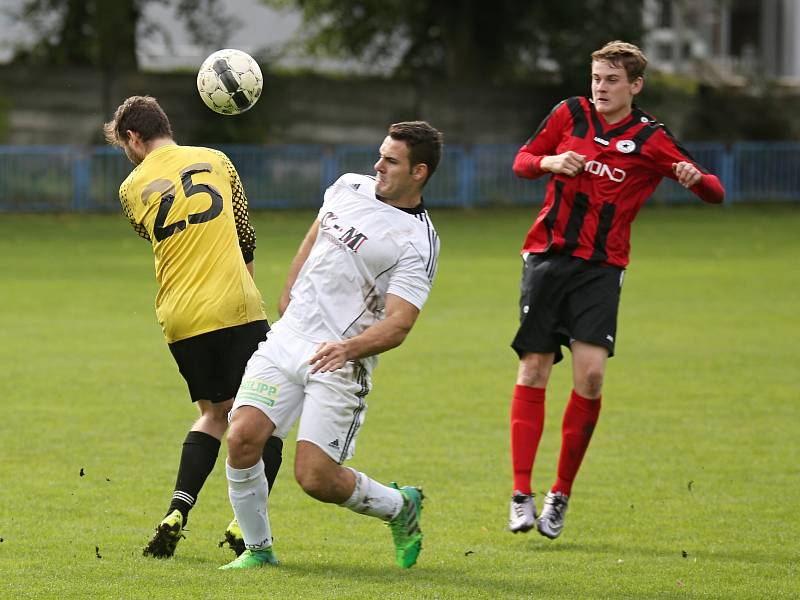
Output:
(513, 96), (724, 268)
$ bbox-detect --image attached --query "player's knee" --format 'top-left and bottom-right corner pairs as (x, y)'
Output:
(580, 370), (604, 398)
(226, 421), (260, 463)
(197, 399), (233, 430)
(225, 424), (247, 458)
(205, 409), (229, 430)
(517, 354), (552, 387)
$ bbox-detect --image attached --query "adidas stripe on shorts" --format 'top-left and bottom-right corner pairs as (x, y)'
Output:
(231, 322), (371, 464)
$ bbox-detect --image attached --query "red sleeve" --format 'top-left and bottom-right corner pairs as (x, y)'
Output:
(690, 172), (725, 204)
(512, 100), (569, 179)
(648, 128), (725, 204)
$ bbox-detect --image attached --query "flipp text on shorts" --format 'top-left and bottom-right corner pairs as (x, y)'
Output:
(237, 379), (280, 407)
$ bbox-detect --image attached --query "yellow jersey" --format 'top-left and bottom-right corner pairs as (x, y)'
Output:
(119, 144), (266, 343)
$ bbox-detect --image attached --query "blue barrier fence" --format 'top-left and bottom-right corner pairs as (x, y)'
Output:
(1, 142), (799, 212)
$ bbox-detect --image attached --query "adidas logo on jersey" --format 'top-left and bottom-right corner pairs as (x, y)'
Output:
(328, 439), (340, 449)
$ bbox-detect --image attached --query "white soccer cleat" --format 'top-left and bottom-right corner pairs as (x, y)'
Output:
(537, 491), (569, 539)
(508, 491), (536, 533)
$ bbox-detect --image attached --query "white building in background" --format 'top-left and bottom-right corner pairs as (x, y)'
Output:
(643, 0), (800, 84)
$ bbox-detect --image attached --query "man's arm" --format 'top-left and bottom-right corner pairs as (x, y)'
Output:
(672, 161), (725, 204)
(308, 293), (420, 374)
(230, 165), (259, 274)
(513, 150), (586, 178)
(214, 150), (259, 262)
(512, 99), (585, 179)
(650, 129), (725, 204)
(119, 182), (151, 241)
(277, 219), (319, 316)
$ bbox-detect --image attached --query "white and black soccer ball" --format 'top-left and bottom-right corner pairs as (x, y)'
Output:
(196, 49), (263, 115)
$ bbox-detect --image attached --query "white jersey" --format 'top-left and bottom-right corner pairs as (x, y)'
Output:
(277, 173), (440, 368)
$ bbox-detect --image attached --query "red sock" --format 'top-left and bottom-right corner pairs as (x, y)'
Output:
(510, 385), (545, 495)
(553, 390), (601, 496)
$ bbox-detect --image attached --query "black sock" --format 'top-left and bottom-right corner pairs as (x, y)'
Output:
(262, 435), (283, 495)
(168, 430), (221, 526)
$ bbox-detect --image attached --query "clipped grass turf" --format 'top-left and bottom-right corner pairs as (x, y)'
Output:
(0, 205), (797, 599)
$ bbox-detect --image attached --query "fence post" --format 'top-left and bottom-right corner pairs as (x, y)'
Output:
(321, 145), (337, 200)
(720, 144), (735, 206)
(459, 146), (474, 208)
(72, 147), (91, 211)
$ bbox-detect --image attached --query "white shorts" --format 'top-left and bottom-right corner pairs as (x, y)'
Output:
(231, 324), (371, 463)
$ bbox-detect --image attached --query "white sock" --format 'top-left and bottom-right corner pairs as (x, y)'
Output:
(340, 468), (404, 521)
(227, 459), (272, 550)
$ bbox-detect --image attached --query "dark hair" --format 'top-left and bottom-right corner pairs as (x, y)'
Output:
(103, 96), (173, 146)
(388, 121), (444, 185)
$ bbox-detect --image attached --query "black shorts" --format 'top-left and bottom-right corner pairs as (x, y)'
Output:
(168, 320), (269, 403)
(511, 253), (623, 364)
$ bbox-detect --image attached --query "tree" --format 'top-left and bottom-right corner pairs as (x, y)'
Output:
(263, 0), (643, 85)
(534, 0), (646, 90)
(6, 0), (237, 71)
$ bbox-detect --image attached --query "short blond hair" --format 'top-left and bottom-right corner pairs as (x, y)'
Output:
(591, 41), (647, 82)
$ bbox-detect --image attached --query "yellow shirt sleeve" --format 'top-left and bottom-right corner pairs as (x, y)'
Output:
(119, 176), (151, 241)
(211, 149), (256, 262)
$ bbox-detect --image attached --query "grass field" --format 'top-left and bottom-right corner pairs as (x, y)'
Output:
(0, 205), (798, 599)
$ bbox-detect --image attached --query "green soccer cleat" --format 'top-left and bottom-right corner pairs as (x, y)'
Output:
(387, 482), (424, 569)
(219, 518), (246, 557)
(218, 547), (279, 570)
(143, 509), (185, 558)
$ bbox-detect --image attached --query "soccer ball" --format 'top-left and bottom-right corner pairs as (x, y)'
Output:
(196, 49), (263, 115)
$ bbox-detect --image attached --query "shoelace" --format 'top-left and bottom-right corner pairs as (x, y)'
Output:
(544, 496), (567, 520)
(512, 497), (531, 519)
